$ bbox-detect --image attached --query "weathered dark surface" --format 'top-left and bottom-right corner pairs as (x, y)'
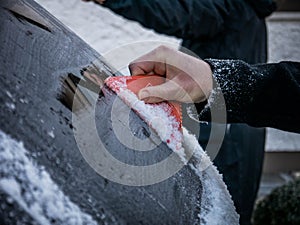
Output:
(0, 0), (202, 224)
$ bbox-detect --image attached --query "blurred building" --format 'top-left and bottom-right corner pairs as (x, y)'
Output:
(259, 0), (300, 197)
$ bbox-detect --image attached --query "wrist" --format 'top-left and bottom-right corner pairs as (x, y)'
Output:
(202, 61), (213, 100)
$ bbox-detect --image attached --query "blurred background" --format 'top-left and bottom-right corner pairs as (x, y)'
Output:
(34, 0), (300, 201)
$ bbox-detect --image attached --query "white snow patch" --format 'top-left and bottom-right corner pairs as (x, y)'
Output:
(0, 130), (97, 225)
(182, 128), (239, 225)
(119, 89), (186, 161)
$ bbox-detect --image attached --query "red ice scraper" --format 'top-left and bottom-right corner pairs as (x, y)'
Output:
(105, 75), (183, 151)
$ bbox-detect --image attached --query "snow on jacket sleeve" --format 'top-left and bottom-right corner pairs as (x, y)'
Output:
(198, 60), (300, 133)
(102, 0), (227, 39)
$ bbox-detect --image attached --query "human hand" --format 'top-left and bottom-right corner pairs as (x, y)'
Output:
(129, 46), (213, 104)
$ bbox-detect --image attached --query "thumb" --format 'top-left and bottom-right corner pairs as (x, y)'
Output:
(138, 80), (179, 103)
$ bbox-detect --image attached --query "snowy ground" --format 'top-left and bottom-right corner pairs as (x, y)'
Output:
(34, 0), (180, 59)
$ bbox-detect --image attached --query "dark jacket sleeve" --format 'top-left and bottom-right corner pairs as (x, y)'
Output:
(102, 0), (227, 39)
(198, 60), (300, 133)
